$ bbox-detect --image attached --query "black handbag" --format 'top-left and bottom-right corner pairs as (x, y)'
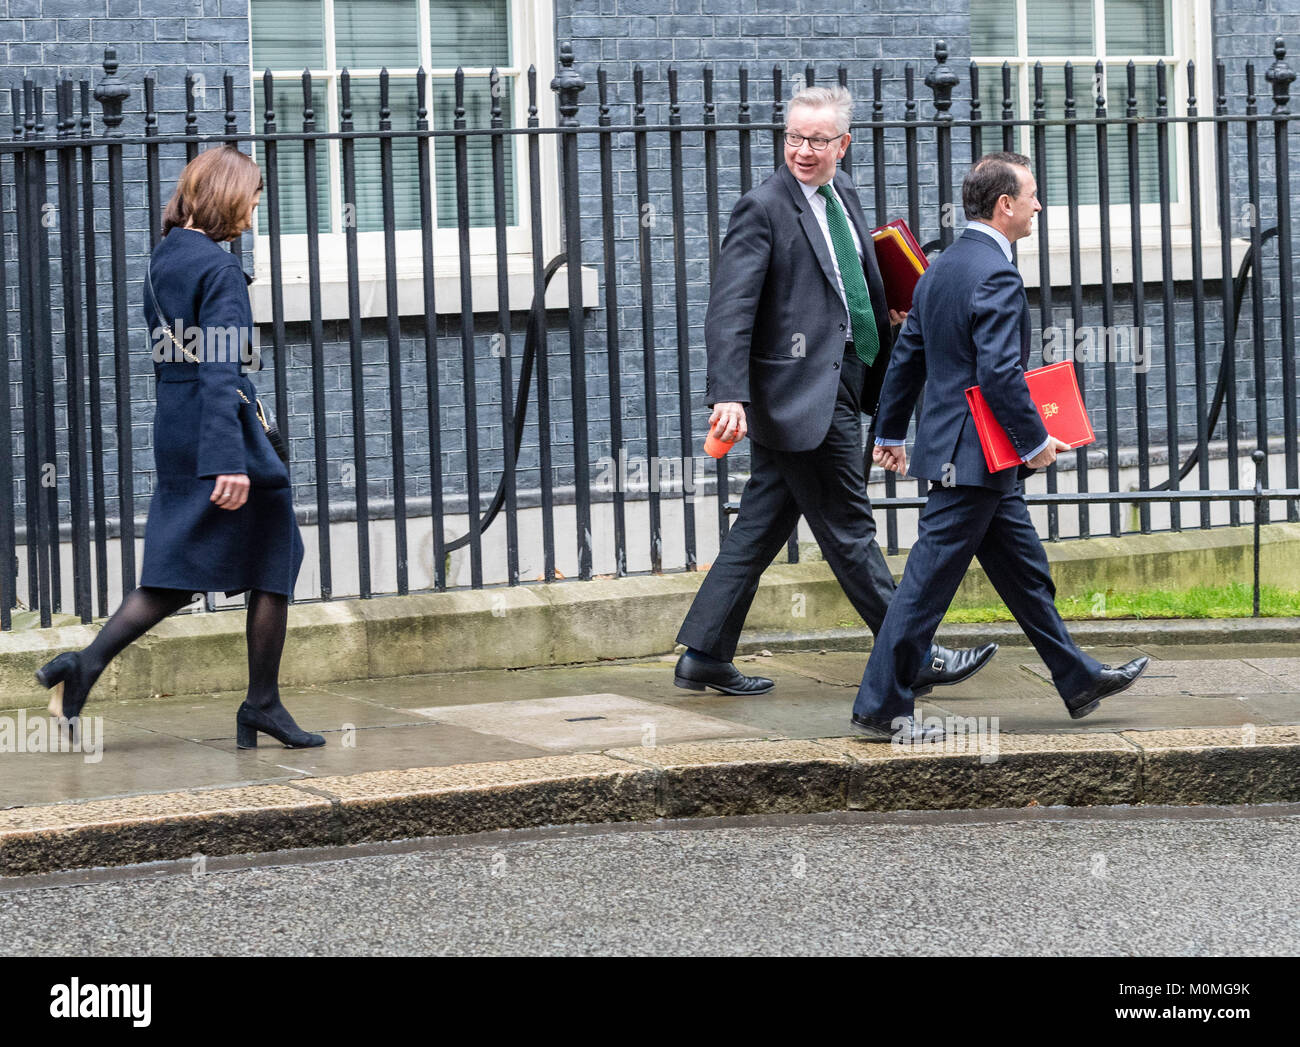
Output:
(145, 258), (289, 466)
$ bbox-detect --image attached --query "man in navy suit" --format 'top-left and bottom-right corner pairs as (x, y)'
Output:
(672, 86), (998, 698)
(852, 152), (1149, 742)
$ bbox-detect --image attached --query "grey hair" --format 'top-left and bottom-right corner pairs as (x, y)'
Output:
(786, 85), (854, 135)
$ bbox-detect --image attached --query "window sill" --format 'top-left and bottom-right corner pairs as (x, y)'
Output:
(1013, 232), (1251, 290)
(249, 255), (598, 323)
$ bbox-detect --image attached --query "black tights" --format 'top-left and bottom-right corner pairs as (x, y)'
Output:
(80, 586), (288, 709)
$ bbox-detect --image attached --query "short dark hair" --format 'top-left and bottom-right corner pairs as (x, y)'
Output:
(962, 151), (1031, 220)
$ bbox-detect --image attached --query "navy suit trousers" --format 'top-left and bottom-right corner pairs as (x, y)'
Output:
(853, 482), (1103, 721)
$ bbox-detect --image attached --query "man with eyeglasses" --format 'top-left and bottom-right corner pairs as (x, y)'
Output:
(673, 85), (998, 700)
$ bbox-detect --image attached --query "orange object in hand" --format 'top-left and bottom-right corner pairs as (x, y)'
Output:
(704, 426), (738, 459)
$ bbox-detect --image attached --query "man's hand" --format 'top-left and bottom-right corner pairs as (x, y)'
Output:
(873, 443), (908, 475)
(709, 401), (748, 445)
(889, 308), (908, 328)
(1026, 437), (1072, 470)
(211, 473), (251, 510)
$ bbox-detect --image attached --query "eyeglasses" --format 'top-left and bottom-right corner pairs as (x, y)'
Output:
(783, 132), (845, 152)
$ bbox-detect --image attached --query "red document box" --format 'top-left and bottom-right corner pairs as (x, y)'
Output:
(870, 219), (929, 312)
(965, 360), (1096, 473)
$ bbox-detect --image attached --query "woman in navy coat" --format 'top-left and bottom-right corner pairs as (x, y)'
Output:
(36, 146), (324, 749)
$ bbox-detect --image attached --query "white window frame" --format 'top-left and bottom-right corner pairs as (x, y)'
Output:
(245, 0), (591, 321)
(971, 0), (1241, 287)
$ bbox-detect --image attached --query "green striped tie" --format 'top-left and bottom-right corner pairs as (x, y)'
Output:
(817, 184), (879, 366)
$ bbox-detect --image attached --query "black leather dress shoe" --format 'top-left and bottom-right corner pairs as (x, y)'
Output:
(911, 642), (999, 697)
(673, 649), (775, 695)
(1063, 656), (1151, 719)
(851, 712), (944, 744)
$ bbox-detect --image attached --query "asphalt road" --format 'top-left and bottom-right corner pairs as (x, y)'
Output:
(2, 806), (1297, 956)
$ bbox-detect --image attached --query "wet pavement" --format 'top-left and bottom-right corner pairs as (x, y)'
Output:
(2, 640), (1299, 810)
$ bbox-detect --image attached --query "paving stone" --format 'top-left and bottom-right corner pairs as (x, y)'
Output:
(605, 739), (851, 818)
(201, 722), (548, 775)
(308, 753), (658, 842)
(1021, 657), (1292, 695)
(815, 732), (1142, 811)
(1120, 725), (1300, 806)
(90, 687), (422, 742)
(0, 715), (292, 808)
(411, 693), (761, 751)
(0, 783), (335, 876)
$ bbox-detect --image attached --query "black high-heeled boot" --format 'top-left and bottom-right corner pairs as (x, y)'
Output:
(35, 651), (95, 720)
(236, 699), (326, 749)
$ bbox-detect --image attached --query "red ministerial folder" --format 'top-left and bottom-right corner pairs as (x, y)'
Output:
(965, 360), (1096, 473)
(870, 218), (929, 312)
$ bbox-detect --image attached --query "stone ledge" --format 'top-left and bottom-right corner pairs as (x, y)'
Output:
(2, 522), (1299, 710)
(6, 733), (1300, 876)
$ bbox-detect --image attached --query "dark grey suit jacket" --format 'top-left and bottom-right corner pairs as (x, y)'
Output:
(704, 164), (894, 453)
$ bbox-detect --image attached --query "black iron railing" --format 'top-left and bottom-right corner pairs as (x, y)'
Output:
(2, 39), (1299, 630)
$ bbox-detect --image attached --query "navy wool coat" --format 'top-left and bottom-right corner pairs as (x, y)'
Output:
(139, 227), (304, 596)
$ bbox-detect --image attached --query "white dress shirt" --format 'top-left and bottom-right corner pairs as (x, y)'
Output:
(875, 221), (1050, 464)
(801, 178), (862, 344)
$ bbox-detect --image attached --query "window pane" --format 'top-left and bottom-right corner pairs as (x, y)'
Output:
(256, 82), (330, 237)
(974, 64), (1021, 151)
(1036, 66), (1101, 205)
(971, 0), (1017, 56)
(340, 77), (423, 232)
(336, 0), (420, 69)
(250, 0), (325, 71)
(433, 76), (516, 228)
(1032, 64), (1175, 207)
(1102, 63), (1174, 205)
(1027, 0), (1094, 54)
(1105, 0), (1171, 55)
(429, 0), (511, 67)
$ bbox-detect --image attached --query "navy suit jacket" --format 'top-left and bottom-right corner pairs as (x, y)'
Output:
(704, 164), (894, 452)
(873, 227), (1049, 492)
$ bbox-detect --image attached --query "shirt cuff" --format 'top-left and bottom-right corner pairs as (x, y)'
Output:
(1021, 436), (1051, 463)
(875, 438), (906, 447)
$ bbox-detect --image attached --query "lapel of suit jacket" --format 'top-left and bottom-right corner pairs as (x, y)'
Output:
(836, 171), (889, 330)
(780, 165), (843, 303)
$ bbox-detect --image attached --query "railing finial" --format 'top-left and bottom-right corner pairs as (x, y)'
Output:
(551, 41), (585, 126)
(93, 47), (129, 131)
(1267, 36), (1294, 113)
(926, 39), (958, 121)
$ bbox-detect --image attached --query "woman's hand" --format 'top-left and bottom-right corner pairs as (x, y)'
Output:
(211, 473), (251, 510)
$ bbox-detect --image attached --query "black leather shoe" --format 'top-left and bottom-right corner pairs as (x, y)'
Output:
(1063, 656), (1150, 719)
(851, 712), (945, 744)
(673, 649), (774, 695)
(236, 699), (326, 749)
(911, 642), (998, 697)
(35, 651), (96, 721)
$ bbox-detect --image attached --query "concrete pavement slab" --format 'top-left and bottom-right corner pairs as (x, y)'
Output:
(202, 722), (549, 775)
(920, 691), (1271, 733)
(319, 660), (686, 710)
(0, 713), (294, 807)
(1137, 642), (1300, 661)
(412, 693), (762, 751)
(1234, 692), (1300, 724)
(1020, 657), (1293, 695)
(87, 687), (424, 742)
